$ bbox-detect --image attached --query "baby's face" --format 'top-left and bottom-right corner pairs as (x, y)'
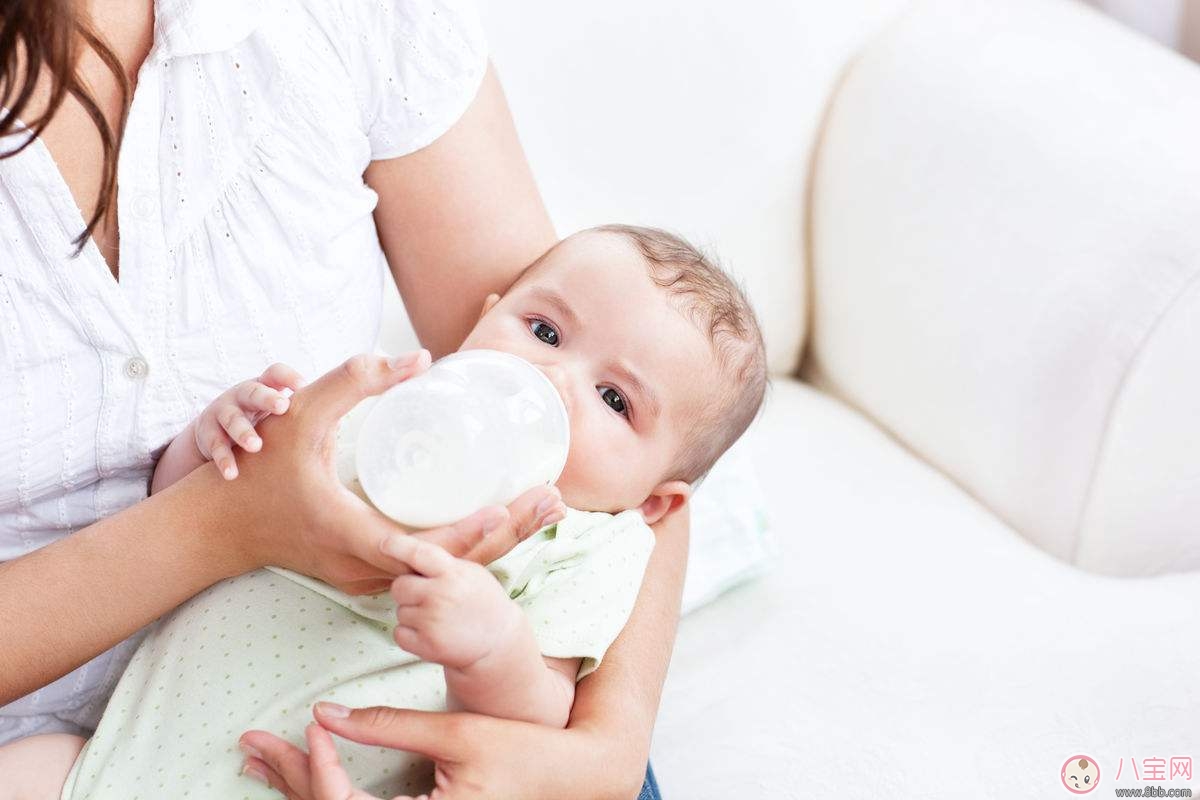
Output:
(459, 230), (716, 519)
(1061, 757), (1099, 793)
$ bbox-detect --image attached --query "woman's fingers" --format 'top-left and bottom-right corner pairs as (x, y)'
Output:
(458, 484), (567, 567)
(311, 703), (469, 765)
(404, 505), (510, 561)
(242, 757), (303, 800)
(295, 351), (430, 433)
(353, 503), (502, 580)
(379, 535), (453, 578)
(306, 722), (371, 800)
(239, 731), (313, 799)
(380, 483), (564, 575)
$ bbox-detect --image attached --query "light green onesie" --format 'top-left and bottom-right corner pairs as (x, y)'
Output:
(59, 503), (654, 799)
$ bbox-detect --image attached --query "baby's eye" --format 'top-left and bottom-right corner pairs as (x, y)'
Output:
(1084, 777), (1090, 784)
(598, 386), (629, 419)
(529, 319), (559, 346)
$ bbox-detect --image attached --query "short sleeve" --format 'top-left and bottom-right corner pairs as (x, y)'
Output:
(342, 0), (489, 160)
(500, 509), (656, 681)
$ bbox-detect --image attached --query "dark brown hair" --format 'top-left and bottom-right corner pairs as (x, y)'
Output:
(1, 0), (129, 252)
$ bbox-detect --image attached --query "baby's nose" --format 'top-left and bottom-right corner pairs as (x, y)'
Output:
(538, 364), (571, 416)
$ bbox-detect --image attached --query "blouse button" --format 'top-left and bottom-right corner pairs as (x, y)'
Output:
(124, 356), (150, 380)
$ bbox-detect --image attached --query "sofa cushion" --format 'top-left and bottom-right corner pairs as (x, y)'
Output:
(803, 0), (1200, 574)
(652, 376), (1200, 796)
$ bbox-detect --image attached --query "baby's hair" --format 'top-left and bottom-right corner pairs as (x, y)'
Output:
(590, 224), (768, 489)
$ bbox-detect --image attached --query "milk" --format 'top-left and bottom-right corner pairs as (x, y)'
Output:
(353, 349), (571, 528)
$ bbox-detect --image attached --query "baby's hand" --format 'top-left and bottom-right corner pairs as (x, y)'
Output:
(384, 535), (523, 670)
(196, 363), (306, 480)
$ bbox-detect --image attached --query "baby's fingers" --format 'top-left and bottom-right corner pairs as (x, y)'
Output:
(259, 362), (307, 394)
(235, 380), (292, 417)
(218, 404), (264, 454)
(195, 414), (240, 480)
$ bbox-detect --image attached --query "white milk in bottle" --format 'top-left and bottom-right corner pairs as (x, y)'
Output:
(349, 350), (570, 528)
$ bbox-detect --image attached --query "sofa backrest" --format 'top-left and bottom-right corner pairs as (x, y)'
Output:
(379, 0), (912, 376)
(803, 0), (1200, 575)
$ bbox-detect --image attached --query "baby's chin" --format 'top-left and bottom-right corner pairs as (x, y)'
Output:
(554, 478), (643, 517)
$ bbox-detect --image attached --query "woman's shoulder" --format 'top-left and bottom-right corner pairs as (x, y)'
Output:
(286, 0), (489, 160)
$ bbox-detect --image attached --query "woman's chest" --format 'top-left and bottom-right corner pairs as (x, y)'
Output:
(0, 16), (391, 530)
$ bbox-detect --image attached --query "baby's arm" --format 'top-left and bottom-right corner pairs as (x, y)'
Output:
(0, 733), (86, 800)
(151, 364), (304, 494)
(384, 534), (578, 728)
(443, 629), (581, 729)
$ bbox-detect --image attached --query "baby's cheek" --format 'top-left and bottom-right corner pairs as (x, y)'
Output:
(554, 437), (610, 512)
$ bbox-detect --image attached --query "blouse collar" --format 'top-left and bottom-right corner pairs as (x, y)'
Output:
(153, 0), (267, 59)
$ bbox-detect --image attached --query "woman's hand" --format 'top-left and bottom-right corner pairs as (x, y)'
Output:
(209, 351), (567, 595)
(0, 352), (568, 706)
(237, 504), (690, 800)
(240, 703), (630, 800)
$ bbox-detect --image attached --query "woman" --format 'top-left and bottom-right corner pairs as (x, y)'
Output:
(0, 1), (687, 798)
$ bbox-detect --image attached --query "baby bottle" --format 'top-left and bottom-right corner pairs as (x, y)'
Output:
(353, 349), (571, 529)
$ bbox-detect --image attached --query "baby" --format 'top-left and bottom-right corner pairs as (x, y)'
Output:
(0, 224), (767, 799)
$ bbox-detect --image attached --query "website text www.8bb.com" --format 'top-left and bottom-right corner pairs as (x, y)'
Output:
(1111, 789), (1192, 798)
(1060, 754), (1193, 797)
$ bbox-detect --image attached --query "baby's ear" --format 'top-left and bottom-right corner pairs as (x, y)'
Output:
(478, 292), (502, 321)
(639, 480), (691, 526)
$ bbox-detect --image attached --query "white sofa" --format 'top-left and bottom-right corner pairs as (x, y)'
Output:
(382, 0), (1200, 796)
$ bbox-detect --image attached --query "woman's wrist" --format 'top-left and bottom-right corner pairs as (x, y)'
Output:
(157, 458), (266, 579)
(0, 464), (259, 706)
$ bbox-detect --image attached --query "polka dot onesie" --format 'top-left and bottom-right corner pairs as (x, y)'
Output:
(59, 507), (654, 799)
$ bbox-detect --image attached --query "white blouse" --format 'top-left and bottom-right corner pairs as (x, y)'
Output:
(0, 0), (487, 743)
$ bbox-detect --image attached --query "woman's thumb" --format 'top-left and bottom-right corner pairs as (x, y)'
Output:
(298, 351), (430, 431)
(313, 702), (459, 763)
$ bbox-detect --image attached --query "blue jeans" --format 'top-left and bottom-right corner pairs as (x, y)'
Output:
(637, 762), (662, 800)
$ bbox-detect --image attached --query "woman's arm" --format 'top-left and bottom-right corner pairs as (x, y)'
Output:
(0, 464), (248, 706)
(0, 355), (560, 708)
(365, 61), (558, 361)
(318, 60), (685, 798)
(566, 503), (690, 791)
(242, 504), (690, 800)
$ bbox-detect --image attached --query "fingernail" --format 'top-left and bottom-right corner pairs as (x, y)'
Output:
(273, 397), (289, 413)
(223, 466), (236, 480)
(389, 349), (428, 370)
(316, 701), (351, 719)
(387, 353), (416, 369)
(480, 508), (507, 536)
(248, 436), (262, 449)
(381, 535), (405, 559)
(535, 490), (560, 519)
(242, 761), (268, 784)
(539, 504), (566, 530)
(238, 741), (262, 760)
